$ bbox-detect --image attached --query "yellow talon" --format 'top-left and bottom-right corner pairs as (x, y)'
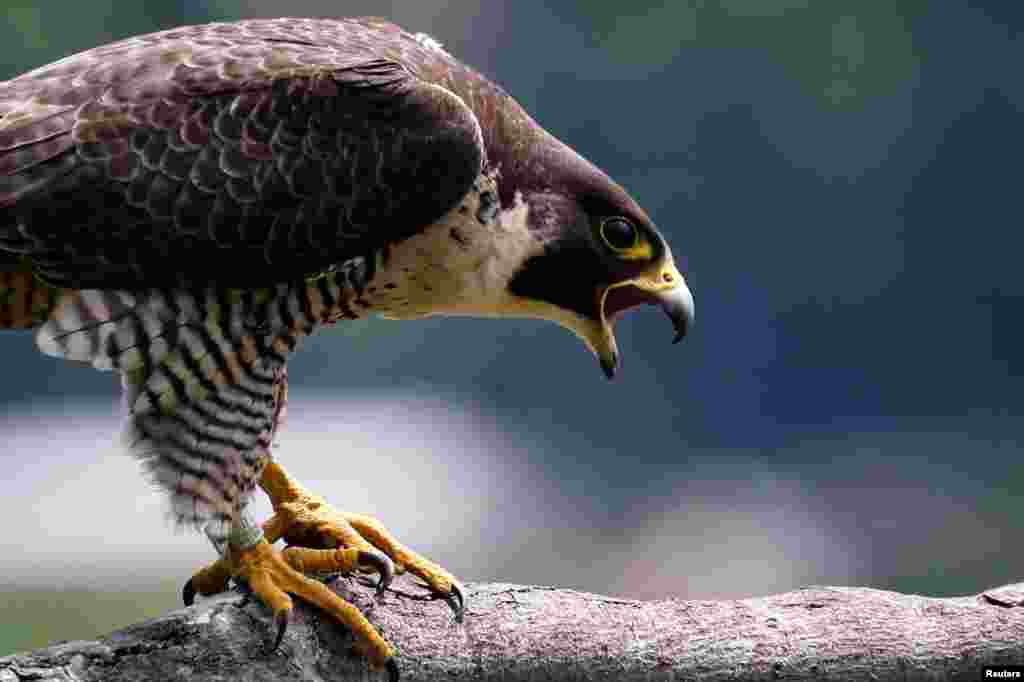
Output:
(259, 461), (464, 615)
(184, 538), (394, 668)
(183, 460), (463, 675)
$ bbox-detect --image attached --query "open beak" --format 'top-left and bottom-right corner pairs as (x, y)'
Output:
(584, 259), (695, 379)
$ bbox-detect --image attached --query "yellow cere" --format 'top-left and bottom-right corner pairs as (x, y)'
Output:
(614, 240), (654, 261)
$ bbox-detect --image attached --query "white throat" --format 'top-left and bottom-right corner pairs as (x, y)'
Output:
(365, 173), (544, 320)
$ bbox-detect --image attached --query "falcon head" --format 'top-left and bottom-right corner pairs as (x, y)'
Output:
(373, 37), (693, 380)
(501, 134), (695, 379)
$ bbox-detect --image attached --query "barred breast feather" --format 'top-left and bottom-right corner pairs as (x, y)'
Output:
(34, 272), (367, 527)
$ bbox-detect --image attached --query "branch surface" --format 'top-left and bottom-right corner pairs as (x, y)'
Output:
(2, 576), (1023, 681)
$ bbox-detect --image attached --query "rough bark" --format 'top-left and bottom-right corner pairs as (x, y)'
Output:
(2, 575), (1023, 681)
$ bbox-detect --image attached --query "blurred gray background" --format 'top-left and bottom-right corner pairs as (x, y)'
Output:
(2, 0), (1023, 655)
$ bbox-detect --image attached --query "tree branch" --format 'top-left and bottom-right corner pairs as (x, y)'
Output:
(2, 575), (1023, 681)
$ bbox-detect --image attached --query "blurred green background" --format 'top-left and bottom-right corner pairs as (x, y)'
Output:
(3, 0), (1024, 657)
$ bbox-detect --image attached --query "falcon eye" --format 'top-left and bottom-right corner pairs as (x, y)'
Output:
(600, 217), (639, 251)
(597, 217), (655, 261)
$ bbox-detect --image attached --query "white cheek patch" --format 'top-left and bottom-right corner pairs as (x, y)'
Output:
(365, 176), (545, 319)
(356, 175), (606, 360)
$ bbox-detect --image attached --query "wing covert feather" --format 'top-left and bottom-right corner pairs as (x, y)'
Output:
(0, 20), (484, 289)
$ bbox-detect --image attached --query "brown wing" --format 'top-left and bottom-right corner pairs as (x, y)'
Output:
(0, 19), (484, 289)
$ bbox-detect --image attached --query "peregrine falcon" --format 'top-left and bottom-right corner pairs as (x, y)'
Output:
(0, 17), (694, 679)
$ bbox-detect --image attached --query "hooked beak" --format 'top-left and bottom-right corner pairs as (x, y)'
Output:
(582, 259), (695, 379)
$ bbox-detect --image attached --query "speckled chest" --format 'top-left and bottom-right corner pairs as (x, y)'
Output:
(356, 172), (541, 321)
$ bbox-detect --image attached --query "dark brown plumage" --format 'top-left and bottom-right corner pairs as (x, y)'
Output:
(0, 19), (490, 288)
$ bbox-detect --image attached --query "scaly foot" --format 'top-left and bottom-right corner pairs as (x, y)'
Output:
(184, 534), (397, 678)
(182, 461), (464, 679)
(256, 461), (464, 620)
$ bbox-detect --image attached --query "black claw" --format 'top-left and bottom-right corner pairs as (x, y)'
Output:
(268, 610), (289, 653)
(386, 658), (400, 681)
(182, 578), (195, 607)
(445, 583), (465, 623)
(358, 549), (395, 595)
